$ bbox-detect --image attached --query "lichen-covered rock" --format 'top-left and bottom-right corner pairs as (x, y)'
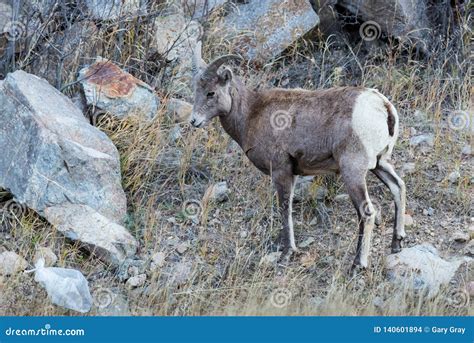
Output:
(79, 58), (160, 120)
(385, 244), (464, 298)
(0, 70), (137, 265)
(214, 0), (319, 63)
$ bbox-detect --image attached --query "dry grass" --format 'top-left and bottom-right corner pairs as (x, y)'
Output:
(0, 5), (472, 316)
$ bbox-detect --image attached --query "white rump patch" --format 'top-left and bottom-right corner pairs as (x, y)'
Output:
(351, 90), (392, 168)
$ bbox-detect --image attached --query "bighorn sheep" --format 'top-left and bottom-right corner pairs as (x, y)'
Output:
(189, 42), (406, 270)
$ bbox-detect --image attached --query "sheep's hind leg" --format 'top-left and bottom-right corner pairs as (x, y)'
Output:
(372, 159), (406, 253)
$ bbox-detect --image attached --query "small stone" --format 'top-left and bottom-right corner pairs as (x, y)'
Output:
(168, 125), (182, 143)
(176, 243), (188, 255)
(34, 247), (58, 267)
(298, 237), (315, 249)
(260, 252), (281, 265)
(150, 252), (166, 269)
(402, 162), (416, 174)
(166, 217), (178, 225)
(385, 243), (464, 298)
(409, 134), (434, 147)
(128, 265), (139, 277)
(0, 251), (28, 275)
(452, 231), (470, 243)
(423, 207), (434, 216)
(334, 193), (350, 202)
(404, 214), (414, 227)
(461, 145), (472, 155)
(309, 217), (318, 226)
(115, 259), (146, 282)
(125, 274), (146, 288)
(448, 170), (461, 184)
(240, 230), (248, 239)
(206, 182), (230, 203)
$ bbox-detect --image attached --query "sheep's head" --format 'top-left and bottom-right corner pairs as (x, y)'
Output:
(190, 42), (241, 128)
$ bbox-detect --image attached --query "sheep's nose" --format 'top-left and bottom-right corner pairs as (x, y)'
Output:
(190, 118), (196, 126)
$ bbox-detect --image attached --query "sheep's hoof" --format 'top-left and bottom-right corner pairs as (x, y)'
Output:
(391, 239), (403, 253)
(277, 248), (297, 265)
(391, 246), (402, 254)
(349, 263), (367, 277)
(374, 210), (382, 226)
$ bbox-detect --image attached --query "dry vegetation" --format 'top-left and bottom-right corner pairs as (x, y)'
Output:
(0, 2), (472, 316)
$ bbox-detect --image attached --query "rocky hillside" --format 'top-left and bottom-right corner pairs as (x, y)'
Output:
(0, 0), (472, 315)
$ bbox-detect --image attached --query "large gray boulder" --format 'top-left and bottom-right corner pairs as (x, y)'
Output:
(338, 0), (430, 47)
(0, 70), (137, 265)
(215, 0), (319, 63)
(152, 13), (202, 97)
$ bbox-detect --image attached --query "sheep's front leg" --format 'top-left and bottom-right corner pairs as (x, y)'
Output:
(273, 170), (298, 264)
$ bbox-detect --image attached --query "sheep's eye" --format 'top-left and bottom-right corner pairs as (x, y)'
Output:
(207, 92), (215, 98)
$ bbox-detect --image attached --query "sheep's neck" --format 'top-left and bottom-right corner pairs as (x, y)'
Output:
(219, 79), (255, 150)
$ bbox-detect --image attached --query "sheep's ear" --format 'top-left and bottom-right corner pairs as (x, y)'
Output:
(218, 68), (233, 86)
